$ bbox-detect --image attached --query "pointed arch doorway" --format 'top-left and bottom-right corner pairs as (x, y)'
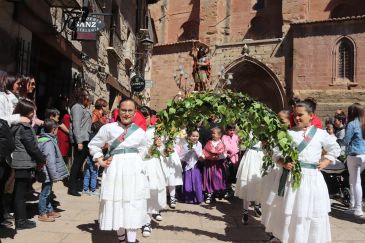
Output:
(223, 56), (286, 112)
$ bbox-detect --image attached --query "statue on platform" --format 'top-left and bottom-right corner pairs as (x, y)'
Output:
(190, 44), (211, 91)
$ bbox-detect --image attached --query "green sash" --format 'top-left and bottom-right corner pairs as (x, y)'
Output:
(278, 126), (317, 197)
(104, 123), (140, 159)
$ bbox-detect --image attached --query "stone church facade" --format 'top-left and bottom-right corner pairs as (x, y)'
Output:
(148, 0), (365, 118)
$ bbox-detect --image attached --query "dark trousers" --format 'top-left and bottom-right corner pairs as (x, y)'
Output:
(68, 142), (89, 192)
(0, 161), (12, 219)
(14, 178), (31, 220)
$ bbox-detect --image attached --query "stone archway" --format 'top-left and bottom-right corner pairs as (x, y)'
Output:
(223, 55), (286, 112)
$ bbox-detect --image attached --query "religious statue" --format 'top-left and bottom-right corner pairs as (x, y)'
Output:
(190, 43), (211, 91)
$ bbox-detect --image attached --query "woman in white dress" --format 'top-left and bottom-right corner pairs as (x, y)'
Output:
(271, 100), (340, 243)
(235, 141), (264, 224)
(88, 99), (149, 243)
(139, 106), (167, 237)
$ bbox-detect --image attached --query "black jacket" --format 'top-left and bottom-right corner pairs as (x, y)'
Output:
(11, 123), (46, 169)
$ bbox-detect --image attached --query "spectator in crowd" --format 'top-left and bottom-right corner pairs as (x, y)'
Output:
(68, 89), (92, 197)
(55, 95), (71, 167)
(0, 73), (31, 227)
(19, 75), (43, 127)
(82, 98), (108, 196)
(37, 119), (69, 222)
(334, 113), (346, 141)
(343, 103), (365, 217)
(11, 98), (46, 229)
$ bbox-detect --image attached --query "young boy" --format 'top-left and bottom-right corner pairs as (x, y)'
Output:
(38, 119), (69, 222)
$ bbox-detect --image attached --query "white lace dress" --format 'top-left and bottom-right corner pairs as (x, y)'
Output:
(270, 127), (341, 243)
(88, 122), (149, 230)
(235, 141), (264, 202)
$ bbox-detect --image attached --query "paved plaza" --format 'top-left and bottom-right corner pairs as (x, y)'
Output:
(1, 182), (365, 243)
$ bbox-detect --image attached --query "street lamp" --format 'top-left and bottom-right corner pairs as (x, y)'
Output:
(173, 64), (193, 97)
(140, 37), (154, 52)
(217, 66), (233, 89)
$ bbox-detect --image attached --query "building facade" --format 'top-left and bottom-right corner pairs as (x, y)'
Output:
(149, 0), (365, 118)
(0, 0), (154, 116)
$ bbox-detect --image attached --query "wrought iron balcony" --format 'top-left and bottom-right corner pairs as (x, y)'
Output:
(44, 0), (81, 8)
(107, 30), (124, 61)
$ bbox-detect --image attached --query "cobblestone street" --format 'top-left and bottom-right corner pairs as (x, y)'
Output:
(1, 182), (365, 243)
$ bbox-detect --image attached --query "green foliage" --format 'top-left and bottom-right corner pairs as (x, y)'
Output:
(155, 90), (301, 189)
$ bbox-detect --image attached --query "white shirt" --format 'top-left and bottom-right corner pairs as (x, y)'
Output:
(0, 91), (19, 126)
(177, 140), (202, 171)
(88, 122), (148, 160)
(276, 126), (341, 165)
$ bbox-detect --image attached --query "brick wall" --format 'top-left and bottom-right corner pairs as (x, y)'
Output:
(150, 42), (194, 110)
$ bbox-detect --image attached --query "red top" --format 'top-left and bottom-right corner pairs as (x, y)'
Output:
(134, 111), (147, 131)
(57, 114), (71, 157)
(311, 114), (323, 129)
(150, 115), (158, 125)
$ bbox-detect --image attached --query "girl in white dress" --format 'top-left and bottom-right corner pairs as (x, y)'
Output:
(235, 141), (264, 224)
(261, 110), (290, 242)
(271, 100), (341, 243)
(88, 99), (149, 243)
(165, 143), (183, 209)
(140, 106), (167, 237)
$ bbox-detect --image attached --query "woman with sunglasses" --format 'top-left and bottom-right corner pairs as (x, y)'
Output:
(19, 75), (43, 127)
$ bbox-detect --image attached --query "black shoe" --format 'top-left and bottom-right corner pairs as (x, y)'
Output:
(254, 205), (262, 217)
(242, 210), (249, 225)
(3, 213), (14, 220)
(0, 218), (13, 227)
(15, 219), (36, 230)
(68, 190), (81, 197)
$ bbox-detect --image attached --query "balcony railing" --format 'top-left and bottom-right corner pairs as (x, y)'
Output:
(107, 30), (124, 61)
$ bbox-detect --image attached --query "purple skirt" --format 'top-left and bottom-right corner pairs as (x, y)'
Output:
(203, 160), (226, 193)
(182, 165), (204, 204)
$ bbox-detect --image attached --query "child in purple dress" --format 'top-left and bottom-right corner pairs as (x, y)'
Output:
(201, 127), (227, 204)
(177, 130), (204, 204)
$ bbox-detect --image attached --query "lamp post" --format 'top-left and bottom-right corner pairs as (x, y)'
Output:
(173, 64), (193, 97)
(217, 66), (233, 90)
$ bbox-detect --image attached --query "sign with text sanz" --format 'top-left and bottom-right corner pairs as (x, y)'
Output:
(72, 16), (105, 41)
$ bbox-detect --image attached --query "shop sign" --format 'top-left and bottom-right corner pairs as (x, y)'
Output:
(145, 80), (153, 88)
(130, 75), (145, 93)
(75, 16), (105, 33)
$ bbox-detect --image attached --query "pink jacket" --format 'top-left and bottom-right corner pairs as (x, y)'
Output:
(222, 134), (240, 164)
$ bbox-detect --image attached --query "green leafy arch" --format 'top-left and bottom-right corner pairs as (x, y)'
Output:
(154, 90), (301, 188)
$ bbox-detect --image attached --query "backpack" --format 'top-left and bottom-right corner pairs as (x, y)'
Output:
(0, 119), (15, 159)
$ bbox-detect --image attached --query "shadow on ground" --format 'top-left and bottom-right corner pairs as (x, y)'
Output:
(77, 220), (120, 243)
(330, 202), (365, 224)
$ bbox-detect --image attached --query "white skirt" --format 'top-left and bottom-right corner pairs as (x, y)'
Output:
(234, 148), (264, 202)
(98, 153), (149, 230)
(164, 152), (183, 186)
(144, 157), (167, 190)
(261, 167), (285, 238)
(99, 199), (147, 230)
(273, 168), (331, 243)
(147, 188), (167, 214)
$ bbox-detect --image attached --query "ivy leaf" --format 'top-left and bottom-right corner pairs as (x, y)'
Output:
(168, 108), (176, 114)
(166, 99), (173, 107)
(196, 99), (203, 106)
(152, 90), (301, 189)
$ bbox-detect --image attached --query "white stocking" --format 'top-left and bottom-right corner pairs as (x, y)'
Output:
(126, 229), (137, 242)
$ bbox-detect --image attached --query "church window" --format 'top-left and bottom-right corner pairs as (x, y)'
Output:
(337, 39), (354, 82)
